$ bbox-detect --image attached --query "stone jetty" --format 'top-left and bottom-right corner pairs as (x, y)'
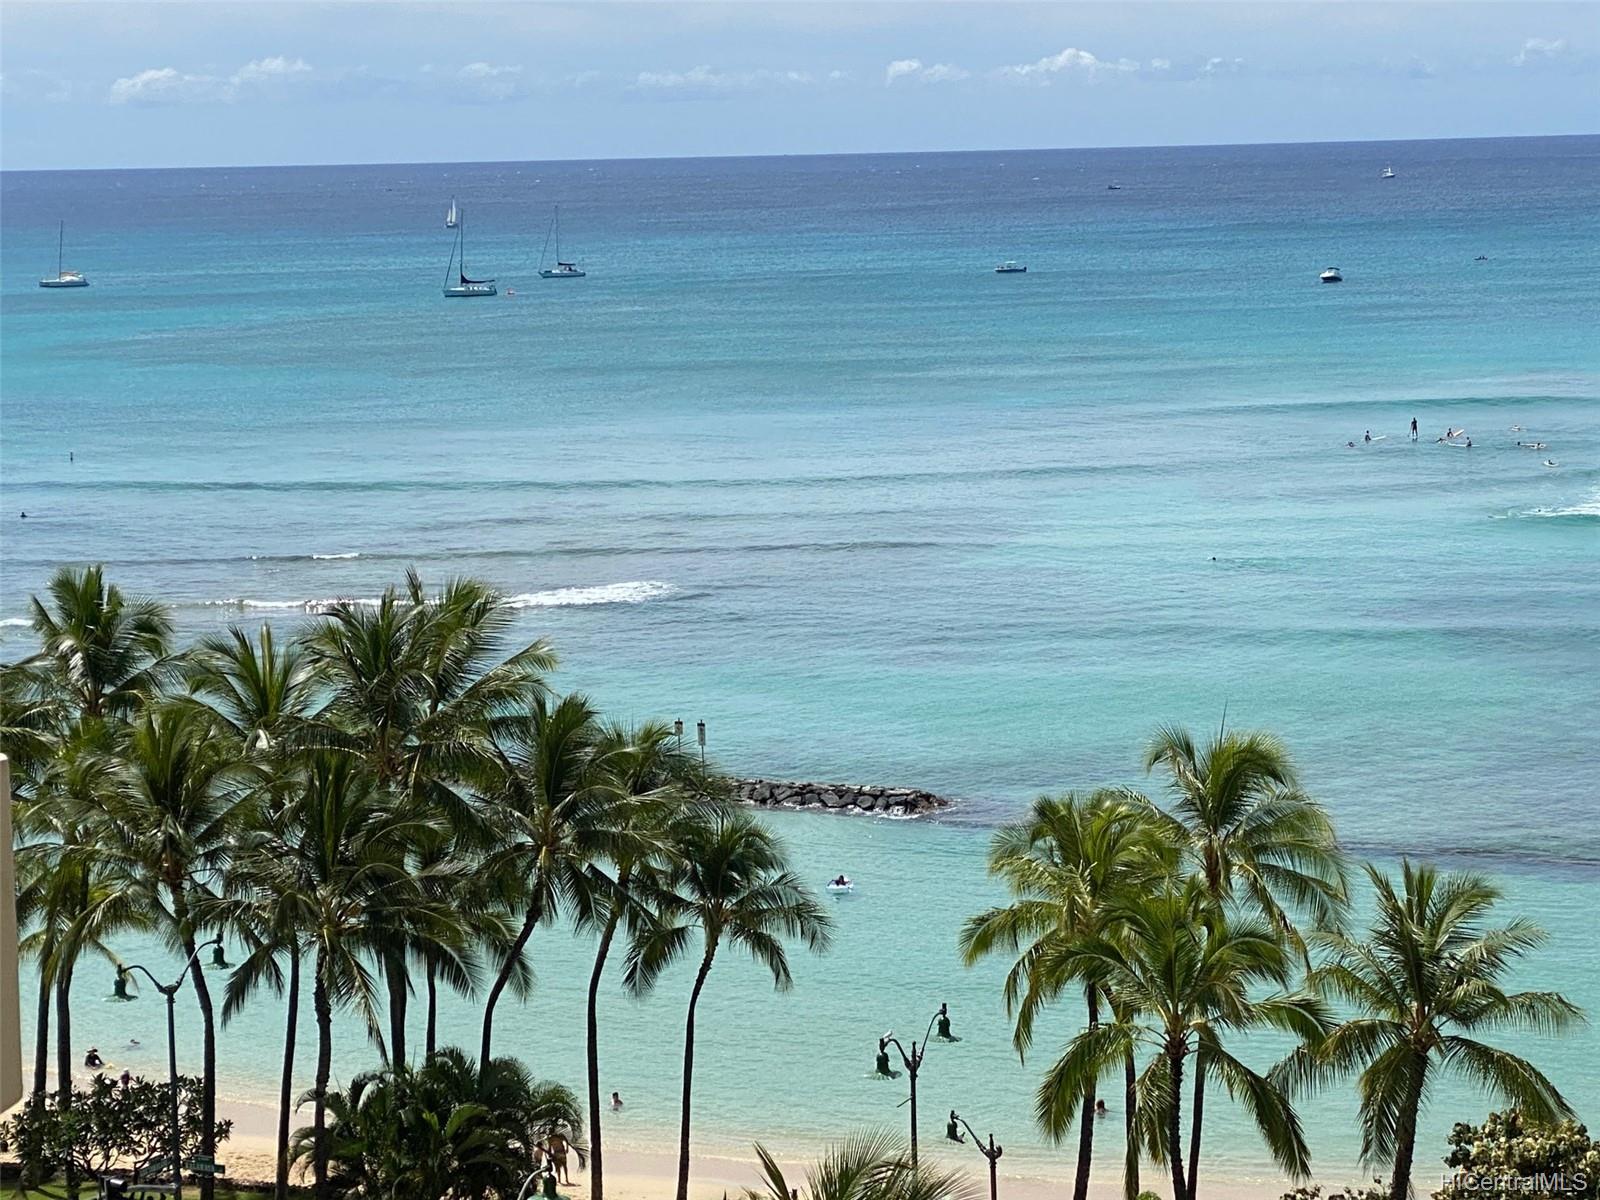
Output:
(732, 777), (950, 816)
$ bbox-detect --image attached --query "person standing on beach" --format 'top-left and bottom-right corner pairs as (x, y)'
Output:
(548, 1131), (572, 1184)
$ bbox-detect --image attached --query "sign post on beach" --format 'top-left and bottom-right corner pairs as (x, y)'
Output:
(0, 755), (21, 1114)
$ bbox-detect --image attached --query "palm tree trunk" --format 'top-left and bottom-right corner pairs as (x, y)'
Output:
(55, 960), (77, 1200)
(313, 953), (333, 1200)
(276, 951), (300, 1200)
(587, 909), (624, 1200)
(1387, 1055), (1428, 1200)
(1073, 989), (1100, 1200)
(425, 959), (438, 1059)
(1166, 1044), (1188, 1200)
(180, 928), (219, 1200)
(480, 901), (540, 1067)
(675, 948), (716, 1200)
(24, 966), (52, 1186)
(384, 951), (408, 1067)
(1187, 1059), (1206, 1200)
(31, 963), (51, 1101)
(1122, 1046), (1139, 1200)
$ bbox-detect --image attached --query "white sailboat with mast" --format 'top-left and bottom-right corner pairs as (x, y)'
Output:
(445, 198), (459, 228)
(537, 205), (585, 278)
(39, 221), (89, 288)
(442, 210), (496, 298)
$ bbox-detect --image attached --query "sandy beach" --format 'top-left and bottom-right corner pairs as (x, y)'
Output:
(212, 1095), (1288, 1200)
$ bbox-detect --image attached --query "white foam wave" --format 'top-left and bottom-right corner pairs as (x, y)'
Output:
(0, 617), (31, 628)
(1519, 489), (1600, 520)
(506, 581), (676, 608)
(203, 596), (379, 613)
(311, 552), (361, 560)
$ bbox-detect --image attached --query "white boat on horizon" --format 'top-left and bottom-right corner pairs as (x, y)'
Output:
(995, 260), (1027, 274)
(39, 221), (89, 288)
(538, 204), (586, 278)
(442, 211), (496, 298)
(1320, 267), (1343, 283)
(1381, 166), (1396, 179)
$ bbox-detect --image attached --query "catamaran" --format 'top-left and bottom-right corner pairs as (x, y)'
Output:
(445, 199), (459, 228)
(442, 213), (496, 298)
(537, 205), (586, 279)
(39, 222), (89, 288)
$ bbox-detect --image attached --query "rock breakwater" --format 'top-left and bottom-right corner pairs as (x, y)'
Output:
(733, 777), (949, 816)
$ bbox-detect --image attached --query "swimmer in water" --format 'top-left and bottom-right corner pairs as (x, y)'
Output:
(947, 1111), (966, 1143)
(611, 1091), (623, 1111)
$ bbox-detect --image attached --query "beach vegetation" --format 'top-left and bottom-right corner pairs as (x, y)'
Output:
(743, 1129), (975, 1200)
(1435, 1110), (1600, 1200)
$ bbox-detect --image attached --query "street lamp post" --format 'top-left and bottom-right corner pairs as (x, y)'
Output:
(118, 937), (224, 1200)
(947, 1112), (1003, 1200)
(876, 1003), (956, 1168)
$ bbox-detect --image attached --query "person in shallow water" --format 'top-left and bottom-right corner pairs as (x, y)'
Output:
(875, 1038), (901, 1078)
(1095, 1099), (1108, 1118)
(84, 1048), (104, 1069)
(610, 1091), (623, 1111)
(946, 1111), (966, 1142)
(1411, 417), (1419, 440)
(935, 1003), (960, 1042)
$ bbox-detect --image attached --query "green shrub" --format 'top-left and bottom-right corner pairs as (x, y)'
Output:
(1435, 1110), (1599, 1200)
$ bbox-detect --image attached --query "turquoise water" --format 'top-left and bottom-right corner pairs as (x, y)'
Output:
(3, 135), (1598, 1187)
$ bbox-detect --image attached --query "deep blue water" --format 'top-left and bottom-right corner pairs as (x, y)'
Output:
(2, 136), (1598, 1186)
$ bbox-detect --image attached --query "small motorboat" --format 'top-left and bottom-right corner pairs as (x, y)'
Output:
(1320, 267), (1343, 283)
(826, 876), (854, 894)
(1107, 183), (1122, 191)
(1381, 166), (1396, 180)
(994, 261), (1027, 274)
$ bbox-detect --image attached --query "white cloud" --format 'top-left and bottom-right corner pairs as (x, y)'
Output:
(456, 61), (525, 101)
(1513, 37), (1567, 66)
(998, 47), (1140, 83)
(885, 58), (968, 86)
(633, 65), (814, 92)
(1202, 56), (1246, 75)
(109, 56), (314, 105)
(1148, 58), (1172, 73)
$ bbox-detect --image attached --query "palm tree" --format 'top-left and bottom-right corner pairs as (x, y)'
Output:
(25, 565), (173, 722)
(580, 720), (715, 1200)
(626, 810), (833, 1200)
(246, 751), (437, 1200)
(744, 1129), (975, 1200)
(1277, 861), (1584, 1200)
(1035, 881), (1327, 1200)
(959, 791), (1173, 1200)
(100, 703), (249, 1200)
(477, 692), (621, 1066)
(304, 573), (553, 1065)
(188, 623), (320, 754)
(1142, 723), (1349, 939)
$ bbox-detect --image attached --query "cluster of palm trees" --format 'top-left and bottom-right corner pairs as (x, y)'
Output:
(2, 566), (833, 1200)
(961, 726), (1583, 1200)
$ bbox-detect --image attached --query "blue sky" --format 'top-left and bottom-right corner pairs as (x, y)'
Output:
(1, 2), (1596, 170)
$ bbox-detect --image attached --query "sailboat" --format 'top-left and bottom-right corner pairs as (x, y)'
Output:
(442, 212), (496, 298)
(537, 205), (586, 279)
(1380, 165), (1396, 179)
(39, 222), (89, 288)
(445, 199), (459, 229)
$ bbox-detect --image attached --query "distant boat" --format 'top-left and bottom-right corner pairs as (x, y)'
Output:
(537, 205), (585, 279)
(39, 222), (89, 288)
(442, 212), (496, 298)
(445, 199), (459, 229)
(1381, 166), (1396, 179)
(1320, 267), (1343, 283)
(995, 261), (1027, 274)
(1107, 183), (1123, 191)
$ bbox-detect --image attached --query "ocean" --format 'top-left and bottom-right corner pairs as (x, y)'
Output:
(2, 135), (1597, 1188)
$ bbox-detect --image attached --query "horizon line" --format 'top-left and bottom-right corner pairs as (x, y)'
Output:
(3, 129), (1595, 176)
